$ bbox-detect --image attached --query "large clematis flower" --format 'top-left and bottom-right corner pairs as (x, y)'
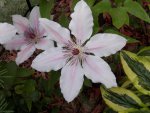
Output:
(4, 6), (53, 65)
(0, 23), (17, 44)
(31, 0), (127, 102)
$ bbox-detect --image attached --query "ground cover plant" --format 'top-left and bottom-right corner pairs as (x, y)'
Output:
(0, 0), (150, 113)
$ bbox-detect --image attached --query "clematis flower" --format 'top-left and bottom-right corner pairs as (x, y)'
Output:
(4, 6), (53, 65)
(0, 23), (17, 44)
(31, 0), (127, 102)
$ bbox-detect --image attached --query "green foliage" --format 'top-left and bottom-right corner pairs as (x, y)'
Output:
(109, 7), (129, 29)
(137, 46), (150, 56)
(0, 96), (13, 113)
(101, 87), (145, 112)
(92, 0), (150, 30)
(102, 51), (150, 112)
(40, 0), (54, 19)
(124, 0), (150, 23)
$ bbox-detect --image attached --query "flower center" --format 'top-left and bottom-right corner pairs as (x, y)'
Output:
(24, 27), (40, 43)
(72, 48), (80, 55)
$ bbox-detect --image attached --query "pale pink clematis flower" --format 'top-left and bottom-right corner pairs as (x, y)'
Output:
(31, 0), (127, 102)
(0, 23), (17, 44)
(4, 6), (53, 65)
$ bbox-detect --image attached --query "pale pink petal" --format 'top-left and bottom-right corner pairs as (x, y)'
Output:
(39, 18), (71, 45)
(29, 6), (40, 30)
(12, 15), (29, 33)
(35, 38), (54, 50)
(69, 0), (93, 43)
(4, 36), (26, 50)
(16, 44), (36, 65)
(31, 47), (66, 72)
(60, 60), (84, 102)
(0, 23), (17, 44)
(83, 55), (117, 88)
(85, 33), (127, 57)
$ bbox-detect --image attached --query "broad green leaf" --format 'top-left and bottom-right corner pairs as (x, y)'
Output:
(25, 98), (32, 112)
(137, 46), (150, 56)
(23, 80), (36, 94)
(109, 7), (129, 29)
(40, 0), (54, 18)
(129, 109), (150, 113)
(58, 13), (69, 28)
(114, 0), (124, 6)
(101, 86), (145, 112)
(104, 29), (139, 43)
(84, 77), (92, 87)
(120, 51), (150, 95)
(92, 0), (111, 14)
(16, 67), (33, 77)
(92, 0), (111, 34)
(124, 0), (150, 23)
(139, 95), (150, 106)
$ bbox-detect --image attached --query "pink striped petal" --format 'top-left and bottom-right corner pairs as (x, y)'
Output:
(4, 36), (26, 50)
(85, 33), (127, 57)
(35, 38), (54, 50)
(60, 60), (84, 102)
(29, 6), (40, 31)
(39, 18), (71, 45)
(16, 44), (36, 65)
(12, 15), (29, 33)
(69, 0), (93, 43)
(31, 47), (66, 72)
(83, 55), (117, 88)
(0, 23), (17, 44)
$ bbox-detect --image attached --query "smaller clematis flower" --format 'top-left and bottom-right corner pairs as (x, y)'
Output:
(4, 6), (53, 65)
(0, 23), (17, 44)
(31, 0), (127, 102)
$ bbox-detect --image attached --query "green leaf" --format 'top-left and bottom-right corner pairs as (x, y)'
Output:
(120, 51), (150, 95)
(129, 109), (150, 113)
(101, 86), (145, 112)
(23, 80), (36, 94)
(58, 13), (69, 28)
(92, 0), (111, 34)
(124, 0), (150, 23)
(16, 67), (33, 77)
(0, 96), (14, 113)
(109, 7), (129, 29)
(84, 77), (92, 87)
(40, 0), (54, 18)
(25, 98), (32, 112)
(139, 95), (150, 106)
(137, 46), (150, 56)
(93, 0), (111, 14)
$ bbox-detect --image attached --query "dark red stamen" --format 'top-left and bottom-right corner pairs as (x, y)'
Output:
(72, 48), (80, 55)
(24, 27), (36, 39)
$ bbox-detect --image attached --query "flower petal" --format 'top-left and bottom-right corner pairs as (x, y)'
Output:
(29, 6), (40, 30)
(31, 47), (66, 72)
(39, 18), (71, 45)
(16, 44), (36, 65)
(69, 0), (93, 43)
(60, 60), (84, 102)
(35, 38), (54, 50)
(85, 33), (127, 57)
(83, 55), (117, 88)
(12, 15), (29, 33)
(0, 23), (17, 44)
(4, 36), (26, 50)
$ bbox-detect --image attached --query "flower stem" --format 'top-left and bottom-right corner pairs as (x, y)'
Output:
(26, 0), (32, 11)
